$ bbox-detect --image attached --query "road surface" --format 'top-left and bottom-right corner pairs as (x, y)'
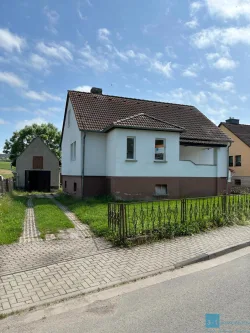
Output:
(1, 247), (250, 333)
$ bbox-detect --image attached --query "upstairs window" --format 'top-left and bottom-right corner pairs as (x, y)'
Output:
(155, 139), (165, 161)
(70, 141), (76, 161)
(229, 156), (233, 167)
(68, 109), (71, 127)
(127, 137), (135, 160)
(235, 155), (241, 167)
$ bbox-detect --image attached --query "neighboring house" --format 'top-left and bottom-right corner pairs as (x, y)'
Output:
(16, 137), (60, 191)
(219, 118), (250, 187)
(61, 87), (231, 200)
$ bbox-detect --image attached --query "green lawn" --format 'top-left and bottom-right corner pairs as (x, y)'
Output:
(56, 194), (250, 244)
(0, 194), (27, 245)
(33, 198), (74, 239)
(56, 195), (110, 237)
(0, 161), (15, 179)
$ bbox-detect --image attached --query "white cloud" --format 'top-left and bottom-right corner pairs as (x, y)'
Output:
(98, 28), (111, 42)
(165, 46), (177, 58)
(35, 107), (62, 116)
(79, 43), (109, 71)
(190, 1), (203, 16)
(206, 52), (220, 60)
(205, 0), (250, 20)
(208, 77), (235, 91)
(185, 19), (199, 29)
(77, 7), (87, 20)
(44, 6), (60, 35)
(213, 57), (238, 70)
(23, 90), (62, 102)
(207, 92), (226, 104)
(85, 0), (92, 6)
(0, 118), (7, 125)
(74, 85), (91, 92)
(150, 60), (173, 77)
(191, 26), (250, 48)
(125, 84), (131, 88)
(182, 63), (202, 77)
(116, 32), (122, 40)
(37, 42), (73, 62)
(15, 117), (47, 130)
(30, 53), (49, 71)
(239, 95), (248, 102)
(0, 28), (26, 53)
(0, 71), (27, 88)
(0, 106), (29, 112)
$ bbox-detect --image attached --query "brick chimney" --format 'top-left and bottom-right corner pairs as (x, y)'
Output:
(90, 87), (102, 94)
(226, 118), (239, 125)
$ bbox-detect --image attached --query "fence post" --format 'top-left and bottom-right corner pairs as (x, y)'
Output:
(181, 199), (186, 224)
(222, 194), (227, 216)
(119, 204), (126, 243)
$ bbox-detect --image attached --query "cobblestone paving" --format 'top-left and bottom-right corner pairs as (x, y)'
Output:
(19, 198), (42, 244)
(1, 224), (250, 313)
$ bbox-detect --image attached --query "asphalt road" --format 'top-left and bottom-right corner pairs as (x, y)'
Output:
(1, 249), (250, 333)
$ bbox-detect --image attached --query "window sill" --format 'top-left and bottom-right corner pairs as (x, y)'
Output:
(154, 160), (167, 163)
(153, 194), (169, 198)
(125, 159), (138, 162)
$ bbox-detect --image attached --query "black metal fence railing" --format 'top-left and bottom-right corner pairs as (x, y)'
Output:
(108, 195), (250, 244)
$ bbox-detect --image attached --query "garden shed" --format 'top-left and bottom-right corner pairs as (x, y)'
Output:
(15, 137), (60, 191)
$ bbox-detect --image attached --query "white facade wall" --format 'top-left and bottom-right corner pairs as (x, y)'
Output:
(84, 132), (106, 176)
(180, 146), (215, 165)
(62, 116), (228, 179)
(105, 128), (228, 178)
(61, 99), (82, 176)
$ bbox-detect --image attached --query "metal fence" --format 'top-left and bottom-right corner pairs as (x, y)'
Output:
(108, 195), (250, 243)
(0, 178), (13, 196)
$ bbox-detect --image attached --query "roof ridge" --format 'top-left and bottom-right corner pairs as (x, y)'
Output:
(68, 90), (195, 108)
(113, 112), (185, 130)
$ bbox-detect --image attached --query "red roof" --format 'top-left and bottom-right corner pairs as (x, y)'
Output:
(64, 90), (231, 144)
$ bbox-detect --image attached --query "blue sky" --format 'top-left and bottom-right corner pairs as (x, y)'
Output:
(0, 0), (250, 152)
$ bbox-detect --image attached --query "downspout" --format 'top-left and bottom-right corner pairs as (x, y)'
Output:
(81, 132), (86, 199)
(226, 142), (232, 194)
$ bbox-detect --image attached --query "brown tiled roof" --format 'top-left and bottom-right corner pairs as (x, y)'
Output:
(220, 122), (250, 147)
(67, 91), (231, 143)
(103, 113), (185, 132)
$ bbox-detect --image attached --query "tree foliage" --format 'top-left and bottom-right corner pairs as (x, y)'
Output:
(3, 123), (61, 165)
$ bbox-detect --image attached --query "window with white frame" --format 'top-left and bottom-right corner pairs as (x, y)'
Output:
(155, 139), (165, 161)
(70, 141), (76, 161)
(68, 109), (71, 127)
(126, 137), (136, 160)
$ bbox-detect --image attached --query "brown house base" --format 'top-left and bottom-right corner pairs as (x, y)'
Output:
(61, 175), (228, 200)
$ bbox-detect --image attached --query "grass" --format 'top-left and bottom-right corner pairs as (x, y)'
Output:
(56, 195), (111, 237)
(56, 194), (250, 245)
(33, 198), (74, 239)
(0, 194), (27, 245)
(0, 161), (15, 179)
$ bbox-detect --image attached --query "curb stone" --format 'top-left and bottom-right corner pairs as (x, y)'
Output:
(1, 240), (249, 318)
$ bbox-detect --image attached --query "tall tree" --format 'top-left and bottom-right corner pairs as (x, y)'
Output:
(3, 123), (61, 165)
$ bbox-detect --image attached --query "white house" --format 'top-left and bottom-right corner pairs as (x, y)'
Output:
(61, 87), (231, 200)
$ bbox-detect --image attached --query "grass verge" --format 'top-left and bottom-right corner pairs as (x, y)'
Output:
(0, 194), (27, 245)
(33, 198), (74, 238)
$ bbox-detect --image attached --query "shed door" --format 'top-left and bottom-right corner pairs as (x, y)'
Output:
(33, 156), (43, 169)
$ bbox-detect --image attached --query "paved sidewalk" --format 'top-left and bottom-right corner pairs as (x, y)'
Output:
(1, 224), (250, 314)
